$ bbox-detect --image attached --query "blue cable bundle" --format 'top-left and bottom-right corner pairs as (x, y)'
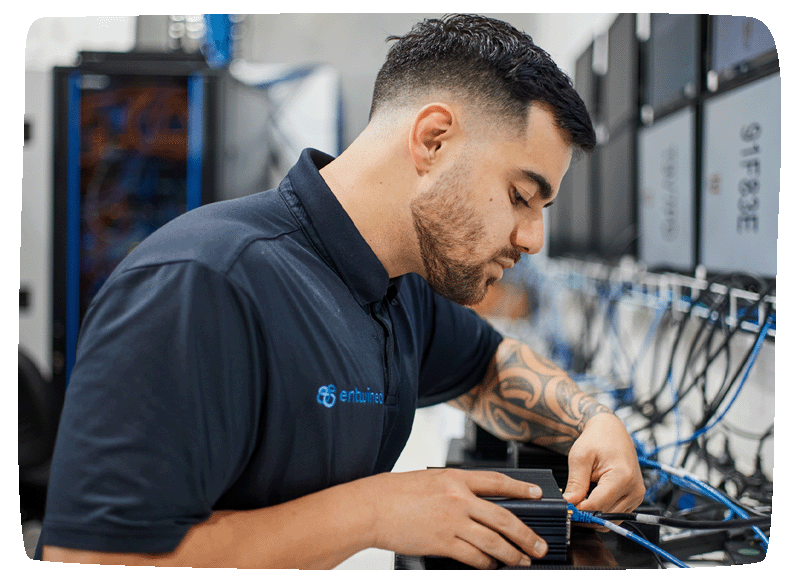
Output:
(567, 503), (690, 568)
(638, 458), (769, 551)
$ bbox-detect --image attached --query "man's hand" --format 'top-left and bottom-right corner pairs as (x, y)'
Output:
(365, 468), (549, 569)
(450, 338), (645, 516)
(562, 413), (645, 513)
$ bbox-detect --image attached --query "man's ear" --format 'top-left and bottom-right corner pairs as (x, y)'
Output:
(408, 103), (460, 175)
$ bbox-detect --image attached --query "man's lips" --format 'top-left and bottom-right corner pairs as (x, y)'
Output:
(495, 258), (516, 270)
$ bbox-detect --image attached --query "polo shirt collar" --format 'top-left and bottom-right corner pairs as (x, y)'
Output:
(285, 148), (393, 306)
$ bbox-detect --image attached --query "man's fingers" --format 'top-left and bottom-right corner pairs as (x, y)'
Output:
(450, 470), (550, 565)
(577, 471), (646, 514)
(469, 498), (549, 562)
(563, 454), (592, 505)
(576, 479), (623, 512)
(460, 470), (543, 500)
(448, 538), (498, 570)
(454, 523), (532, 568)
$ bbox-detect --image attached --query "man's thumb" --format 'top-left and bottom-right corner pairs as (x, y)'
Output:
(563, 462), (591, 504)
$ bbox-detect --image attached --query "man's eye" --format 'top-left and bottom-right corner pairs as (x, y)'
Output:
(512, 189), (529, 207)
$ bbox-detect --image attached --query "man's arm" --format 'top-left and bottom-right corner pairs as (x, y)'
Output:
(43, 467), (553, 569)
(450, 338), (645, 513)
(42, 479), (375, 569)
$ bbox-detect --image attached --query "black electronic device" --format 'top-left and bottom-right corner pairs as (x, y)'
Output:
(644, 14), (701, 119)
(592, 14), (639, 261)
(597, 125), (637, 259)
(484, 468), (570, 563)
(699, 72), (780, 277)
(510, 442), (570, 490)
(569, 44), (598, 257)
(636, 106), (697, 272)
(395, 468), (570, 569)
(603, 13), (639, 133)
(708, 15), (778, 91)
(548, 43), (598, 258)
(547, 163), (573, 257)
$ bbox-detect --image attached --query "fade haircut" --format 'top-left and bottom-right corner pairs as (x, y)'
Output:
(370, 14), (596, 152)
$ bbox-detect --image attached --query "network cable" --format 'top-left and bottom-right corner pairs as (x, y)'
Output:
(693, 306), (775, 432)
(591, 512), (770, 530)
(636, 275), (772, 427)
(638, 458), (769, 550)
(631, 281), (774, 436)
(640, 311), (771, 459)
(636, 275), (728, 416)
(568, 503), (690, 568)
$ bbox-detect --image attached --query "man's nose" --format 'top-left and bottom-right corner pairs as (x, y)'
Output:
(512, 213), (544, 255)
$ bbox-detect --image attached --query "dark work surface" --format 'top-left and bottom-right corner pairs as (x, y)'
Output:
(395, 528), (660, 569)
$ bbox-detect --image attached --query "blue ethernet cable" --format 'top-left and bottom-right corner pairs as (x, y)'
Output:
(567, 503), (689, 568)
(638, 458), (769, 550)
(629, 295), (671, 384)
(641, 313), (771, 458)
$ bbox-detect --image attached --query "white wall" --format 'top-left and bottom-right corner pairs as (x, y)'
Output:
(25, 16), (136, 71)
(529, 12), (618, 79)
(241, 13), (540, 148)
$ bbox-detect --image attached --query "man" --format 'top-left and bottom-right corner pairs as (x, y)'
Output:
(39, 14), (644, 569)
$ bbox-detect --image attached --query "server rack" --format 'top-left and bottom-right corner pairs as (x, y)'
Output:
(636, 14), (703, 273)
(699, 73), (780, 278)
(549, 43), (598, 258)
(637, 107), (696, 272)
(697, 16), (779, 279)
(595, 13), (640, 260)
(51, 51), (224, 395)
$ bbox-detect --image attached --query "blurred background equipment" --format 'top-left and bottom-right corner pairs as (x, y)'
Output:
(20, 15), (343, 556)
(51, 49), (222, 396)
(464, 12), (778, 569)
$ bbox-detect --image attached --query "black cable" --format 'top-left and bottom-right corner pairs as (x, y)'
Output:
(634, 276), (730, 424)
(632, 278), (773, 434)
(595, 513), (771, 530)
(698, 300), (775, 428)
(679, 303), (775, 475)
(675, 287), (731, 395)
(646, 310), (679, 401)
(667, 274), (769, 418)
(653, 284), (734, 426)
(703, 319), (732, 415)
(606, 289), (635, 384)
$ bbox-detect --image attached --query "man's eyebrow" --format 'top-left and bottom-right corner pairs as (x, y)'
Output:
(516, 168), (553, 203)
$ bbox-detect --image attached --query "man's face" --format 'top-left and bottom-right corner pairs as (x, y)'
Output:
(410, 104), (573, 306)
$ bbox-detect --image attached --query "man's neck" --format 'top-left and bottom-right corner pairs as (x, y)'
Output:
(319, 128), (423, 279)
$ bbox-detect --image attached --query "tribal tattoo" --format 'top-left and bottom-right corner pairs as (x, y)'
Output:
(451, 339), (613, 456)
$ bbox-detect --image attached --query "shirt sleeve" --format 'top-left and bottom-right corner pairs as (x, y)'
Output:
(39, 261), (265, 555)
(409, 276), (504, 408)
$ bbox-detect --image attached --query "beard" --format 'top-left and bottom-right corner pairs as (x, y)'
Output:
(410, 158), (520, 306)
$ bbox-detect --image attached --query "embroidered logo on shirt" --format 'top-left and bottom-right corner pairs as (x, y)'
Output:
(317, 385), (337, 408)
(316, 384), (384, 408)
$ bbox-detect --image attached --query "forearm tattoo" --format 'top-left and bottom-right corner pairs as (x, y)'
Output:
(452, 340), (613, 455)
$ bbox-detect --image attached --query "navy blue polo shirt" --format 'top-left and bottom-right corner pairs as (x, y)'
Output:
(38, 149), (503, 556)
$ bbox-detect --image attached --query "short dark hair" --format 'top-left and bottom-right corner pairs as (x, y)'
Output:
(370, 14), (596, 152)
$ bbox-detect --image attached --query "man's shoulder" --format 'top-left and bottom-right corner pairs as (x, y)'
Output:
(119, 188), (301, 275)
